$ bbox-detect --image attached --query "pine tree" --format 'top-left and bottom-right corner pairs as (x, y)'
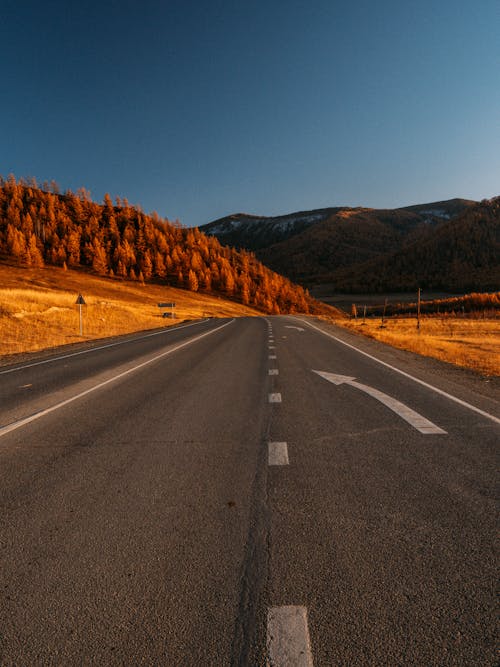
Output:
(188, 269), (199, 292)
(27, 234), (44, 267)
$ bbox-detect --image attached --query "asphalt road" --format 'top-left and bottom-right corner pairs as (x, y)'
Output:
(0, 316), (498, 665)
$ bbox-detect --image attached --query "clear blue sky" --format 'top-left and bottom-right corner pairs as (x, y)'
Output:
(1, 0), (499, 226)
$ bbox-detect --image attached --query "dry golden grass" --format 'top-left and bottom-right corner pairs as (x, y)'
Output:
(339, 316), (500, 376)
(0, 263), (262, 359)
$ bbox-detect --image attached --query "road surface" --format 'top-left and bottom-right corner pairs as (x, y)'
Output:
(0, 316), (498, 665)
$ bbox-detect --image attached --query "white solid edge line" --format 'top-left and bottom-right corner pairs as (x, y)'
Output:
(0, 319), (234, 439)
(0, 319), (210, 375)
(267, 606), (313, 666)
(296, 317), (500, 426)
(268, 442), (289, 465)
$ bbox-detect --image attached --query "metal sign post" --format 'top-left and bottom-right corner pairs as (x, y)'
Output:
(75, 294), (86, 335)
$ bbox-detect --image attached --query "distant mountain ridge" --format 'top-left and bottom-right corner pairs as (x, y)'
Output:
(202, 207), (352, 252)
(202, 199), (475, 253)
(199, 198), (500, 293)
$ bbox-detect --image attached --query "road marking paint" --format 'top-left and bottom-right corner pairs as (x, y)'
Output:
(269, 369), (279, 375)
(284, 325), (305, 332)
(269, 355), (277, 359)
(0, 319), (210, 376)
(269, 393), (282, 403)
(297, 318), (500, 426)
(269, 346), (276, 350)
(268, 442), (289, 465)
(0, 320), (235, 440)
(267, 606), (313, 666)
(314, 370), (446, 434)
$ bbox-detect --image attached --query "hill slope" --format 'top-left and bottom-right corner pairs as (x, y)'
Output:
(0, 261), (265, 358)
(0, 175), (338, 316)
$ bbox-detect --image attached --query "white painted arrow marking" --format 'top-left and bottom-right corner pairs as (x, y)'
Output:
(313, 370), (446, 434)
(285, 326), (305, 332)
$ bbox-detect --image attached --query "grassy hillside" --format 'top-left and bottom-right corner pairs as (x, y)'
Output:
(0, 262), (263, 359)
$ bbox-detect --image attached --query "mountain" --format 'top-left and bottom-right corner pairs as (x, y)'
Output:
(199, 198), (498, 292)
(0, 175), (340, 316)
(201, 207), (350, 252)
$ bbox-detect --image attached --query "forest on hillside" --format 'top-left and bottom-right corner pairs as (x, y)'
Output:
(331, 197), (500, 293)
(0, 176), (321, 315)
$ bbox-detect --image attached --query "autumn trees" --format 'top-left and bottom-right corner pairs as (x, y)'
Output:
(0, 175), (315, 314)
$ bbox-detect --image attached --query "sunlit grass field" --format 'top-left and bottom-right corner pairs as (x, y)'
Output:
(0, 263), (262, 359)
(339, 316), (500, 376)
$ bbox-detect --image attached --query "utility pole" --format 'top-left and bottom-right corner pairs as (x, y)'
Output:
(381, 298), (388, 327)
(417, 287), (421, 330)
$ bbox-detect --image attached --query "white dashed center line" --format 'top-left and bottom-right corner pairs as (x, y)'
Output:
(269, 393), (282, 403)
(269, 355), (277, 360)
(268, 442), (289, 465)
(267, 606), (314, 666)
(269, 369), (279, 375)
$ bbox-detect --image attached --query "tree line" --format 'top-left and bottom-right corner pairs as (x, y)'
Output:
(351, 291), (500, 318)
(0, 175), (324, 315)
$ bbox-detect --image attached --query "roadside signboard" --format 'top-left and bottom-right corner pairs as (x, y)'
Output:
(158, 302), (176, 319)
